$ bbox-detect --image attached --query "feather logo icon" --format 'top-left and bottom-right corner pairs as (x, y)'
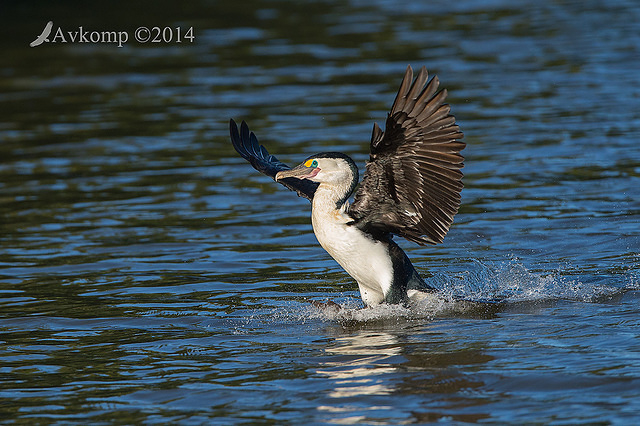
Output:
(30, 21), (53, 47)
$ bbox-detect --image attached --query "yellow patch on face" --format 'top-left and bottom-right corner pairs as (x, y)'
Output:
(304, 159), (315, 168)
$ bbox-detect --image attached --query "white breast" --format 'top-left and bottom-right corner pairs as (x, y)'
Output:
(311, 188), (394, 306)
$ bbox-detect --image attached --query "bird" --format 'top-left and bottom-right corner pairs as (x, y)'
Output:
(30, 21), (54, 48)
(229, 65), (465, 307)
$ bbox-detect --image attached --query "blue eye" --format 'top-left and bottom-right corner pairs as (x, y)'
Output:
(311, 160), (318, 168)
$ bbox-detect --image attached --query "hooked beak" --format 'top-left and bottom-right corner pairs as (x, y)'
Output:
(275, 163), (320, 181)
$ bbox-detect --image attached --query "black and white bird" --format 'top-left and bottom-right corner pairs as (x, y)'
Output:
(229, 65), (465, 307)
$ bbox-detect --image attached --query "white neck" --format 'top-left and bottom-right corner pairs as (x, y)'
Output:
(310, 183), (394, 306)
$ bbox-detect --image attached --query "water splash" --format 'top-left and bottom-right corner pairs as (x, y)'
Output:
(429, 258), (626, 303)
(280, 258), (633, 323)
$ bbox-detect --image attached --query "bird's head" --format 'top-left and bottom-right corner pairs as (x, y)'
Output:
(275, 152), (358, 186)
(275, 152), (359, 207)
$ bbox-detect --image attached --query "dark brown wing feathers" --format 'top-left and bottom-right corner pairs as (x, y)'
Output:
(350, 65), (465, 245)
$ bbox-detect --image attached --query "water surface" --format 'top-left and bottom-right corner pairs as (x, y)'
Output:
(1, 0), (639, 423)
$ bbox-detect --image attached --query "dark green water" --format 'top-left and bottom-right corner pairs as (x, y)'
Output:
(1, 0), (639, 423)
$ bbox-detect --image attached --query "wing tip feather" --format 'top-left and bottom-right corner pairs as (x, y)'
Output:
(229, 118), (319, 201)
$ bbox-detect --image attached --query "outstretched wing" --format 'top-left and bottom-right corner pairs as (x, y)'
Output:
(229, 119), (319, 201)
(349, 65), (465, 245)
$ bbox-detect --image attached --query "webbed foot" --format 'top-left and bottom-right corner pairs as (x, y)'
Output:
(310, 299), (342, 313)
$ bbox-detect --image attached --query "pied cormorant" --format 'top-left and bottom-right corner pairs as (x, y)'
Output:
(229, 65), (465, 307)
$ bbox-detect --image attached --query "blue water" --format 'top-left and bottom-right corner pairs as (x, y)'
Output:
(1, 0), (639, 423)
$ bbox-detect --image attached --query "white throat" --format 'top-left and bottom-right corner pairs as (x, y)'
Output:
(310, 184), (394, 306)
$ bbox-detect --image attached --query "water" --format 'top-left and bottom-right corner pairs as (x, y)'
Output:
(1, 0), (639, 423)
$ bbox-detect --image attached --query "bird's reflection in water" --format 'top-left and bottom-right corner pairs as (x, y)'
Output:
(315, 325), (495, 423)
(316, 331), (401, 398)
